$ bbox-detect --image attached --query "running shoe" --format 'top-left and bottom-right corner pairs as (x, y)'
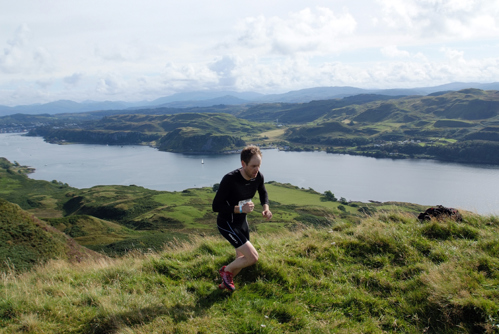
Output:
(219, 281), (236, 291)
(219, 266), (235, 291)
(217, 266), (228, 290)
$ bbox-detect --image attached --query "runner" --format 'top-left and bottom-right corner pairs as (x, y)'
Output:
(212, 145), (272, 291)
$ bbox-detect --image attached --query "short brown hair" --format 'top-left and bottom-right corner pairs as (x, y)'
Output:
(240, 145), (261, 164)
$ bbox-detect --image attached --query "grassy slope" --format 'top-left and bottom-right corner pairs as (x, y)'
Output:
(273, 90), (499, 164)
(1, 212), (498, 333)
(266, 89), (491, 131)
(0, 158), (73, 217)
(29, 113), (277, 153)
(0, 198), (103, 272)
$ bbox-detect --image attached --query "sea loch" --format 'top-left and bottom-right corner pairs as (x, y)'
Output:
(1, 133), (498, 215)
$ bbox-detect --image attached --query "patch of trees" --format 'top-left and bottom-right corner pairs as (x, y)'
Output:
(353, 141), (499, 164)
(321, 190), (337, 202)
(28, 127), (161, 145)
(158, 129), (245, 153)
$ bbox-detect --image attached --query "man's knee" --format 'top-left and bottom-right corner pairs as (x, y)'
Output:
(248, 251), (259, 265)
(238, 242), (259, 265)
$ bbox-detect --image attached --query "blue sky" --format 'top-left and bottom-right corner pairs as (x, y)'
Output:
(1, 0), (499, 106)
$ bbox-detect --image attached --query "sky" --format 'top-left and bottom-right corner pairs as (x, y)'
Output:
(1, 0), (499, 106)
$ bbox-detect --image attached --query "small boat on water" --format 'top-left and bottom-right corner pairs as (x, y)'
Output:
(201, 159), (204, 164)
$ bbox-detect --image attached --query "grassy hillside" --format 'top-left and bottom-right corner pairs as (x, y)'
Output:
(27, 113), (276, 153)
(1, 211), (498, 333)
(0, 198), (103, 272)
(279, 90), (499, 164)
(0, 158), (75, 218)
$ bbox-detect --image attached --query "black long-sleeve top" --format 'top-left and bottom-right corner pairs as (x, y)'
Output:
(212, 168), (269, 222)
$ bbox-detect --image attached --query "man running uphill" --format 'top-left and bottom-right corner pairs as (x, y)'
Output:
(212, 145), (272, 292)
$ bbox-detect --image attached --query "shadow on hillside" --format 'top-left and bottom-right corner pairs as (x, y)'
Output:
(86, 289), (231, 333)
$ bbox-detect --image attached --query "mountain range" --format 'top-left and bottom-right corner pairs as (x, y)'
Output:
(2, 82), (499, 117)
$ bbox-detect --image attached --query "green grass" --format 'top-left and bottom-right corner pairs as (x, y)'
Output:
(0, 177), (21, 194)
(1, 212), (499, 333)
(0, 198), (100, 272)
(44, 215), (134, 245)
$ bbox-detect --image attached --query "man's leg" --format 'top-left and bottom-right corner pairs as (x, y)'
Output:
(219, 248), (246, 290)
(225, 241), (258, 277)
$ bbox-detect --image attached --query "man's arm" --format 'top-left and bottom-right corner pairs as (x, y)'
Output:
(212, 175), (234, 215)
(257, 175), (271, 220)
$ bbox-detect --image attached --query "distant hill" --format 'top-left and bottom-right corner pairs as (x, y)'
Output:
(146, 90), (264, 105)
(0, 198), (103, 271)
(0, 100), (144, 117)
(2, 82), (499, 116)
(254, 83), (499, 103)
(27, 113), (273, 153)
(255, 86), (381, 103)
(16, 89), (499, 164)
(153, 95), (251, 108)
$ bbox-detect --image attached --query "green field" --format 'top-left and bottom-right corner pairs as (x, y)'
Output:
(2, 211), (499, 333)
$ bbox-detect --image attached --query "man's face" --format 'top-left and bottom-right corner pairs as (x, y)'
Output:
(241, 154), (262, 180)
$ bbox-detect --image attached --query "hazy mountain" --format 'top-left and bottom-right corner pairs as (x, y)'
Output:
(1, 82), (499, 117)
(0, 100), (141, 117)
(251, 86), (430, 103)
(253, 86), (370, 103)
(421, 82), (499, 92)
(143, 95), (251, 109)
(146, 90), (264, 105)
(253, 83), (499, 103)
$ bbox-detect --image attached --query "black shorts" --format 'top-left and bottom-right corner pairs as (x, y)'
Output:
(217, 215), (249, 248)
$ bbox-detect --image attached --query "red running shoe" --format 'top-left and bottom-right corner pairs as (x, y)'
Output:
(219, 266), (235, 292)
(218, 266), (228, 290)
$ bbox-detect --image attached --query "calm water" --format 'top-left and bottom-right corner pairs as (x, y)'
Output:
(1, 133), (499, 215)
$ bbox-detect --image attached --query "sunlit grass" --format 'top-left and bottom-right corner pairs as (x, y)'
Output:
(2, 212), (499, 333)
(259, 128), (287, 141)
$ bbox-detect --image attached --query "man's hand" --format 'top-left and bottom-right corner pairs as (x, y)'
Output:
(243, 201), (255, 213)
(262, 204), (272, 220)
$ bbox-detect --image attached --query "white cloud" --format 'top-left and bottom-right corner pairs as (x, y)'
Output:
(93, 40), (151, 63)
(160, 62), (218, 91)
(440, 47), (465, 63)
(209, 55), (241, 87)
(63, 72), (84, 86)
(381, 45), (411, 58)
(234, 7), (357, 56)
(376, 0), (499, 39)
(1, 1), (499, 105)
(0, 24), (54, 75)
(36, 79), (54, 89)
(96, 74), (126, 95)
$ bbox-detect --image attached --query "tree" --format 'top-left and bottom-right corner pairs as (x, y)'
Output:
(323, 190), (337, 202)
(212, 183), (220, 192)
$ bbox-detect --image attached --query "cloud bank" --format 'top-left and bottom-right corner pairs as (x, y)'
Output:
(0, 0), (498, 105)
